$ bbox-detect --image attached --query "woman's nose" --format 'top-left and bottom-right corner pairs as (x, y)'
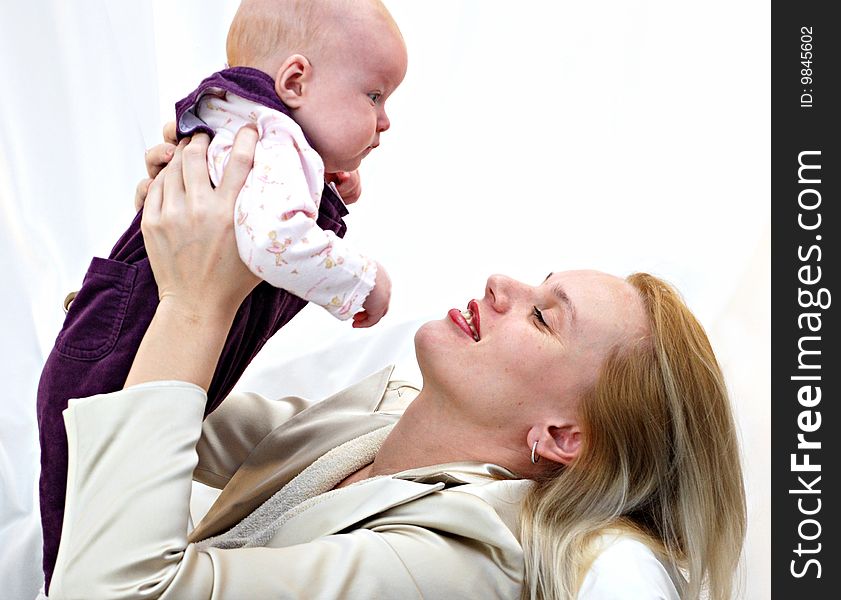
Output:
(485, 274), (524, 312)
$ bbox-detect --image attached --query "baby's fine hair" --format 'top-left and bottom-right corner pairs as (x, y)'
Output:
(227, 0), (396, 74)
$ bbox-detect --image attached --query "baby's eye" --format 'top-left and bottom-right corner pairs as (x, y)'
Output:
(368, 92), (382, 104)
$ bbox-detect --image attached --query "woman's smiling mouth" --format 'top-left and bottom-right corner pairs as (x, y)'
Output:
(448, 300), (481, 341)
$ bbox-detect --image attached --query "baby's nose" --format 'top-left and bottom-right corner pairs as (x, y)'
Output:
(377, 110), (391, 132)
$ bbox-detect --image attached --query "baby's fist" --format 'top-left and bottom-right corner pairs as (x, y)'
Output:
(353, 263), (391, 328)
(325, 170), (362, 205)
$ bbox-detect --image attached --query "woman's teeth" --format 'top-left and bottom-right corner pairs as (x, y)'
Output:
(461, 310), (479, 340)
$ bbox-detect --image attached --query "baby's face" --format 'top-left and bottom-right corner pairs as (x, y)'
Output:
(292, 21), (407, 173)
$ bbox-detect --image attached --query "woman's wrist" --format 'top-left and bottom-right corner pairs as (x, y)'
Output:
(124, 297), (236, 391)
(156, 293), (241, 330)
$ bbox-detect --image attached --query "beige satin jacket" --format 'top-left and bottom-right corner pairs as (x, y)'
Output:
(50, 367), (528, 599)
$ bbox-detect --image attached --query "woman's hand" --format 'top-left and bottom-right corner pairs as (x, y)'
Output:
(124, 127), (260, 390)
(135, 122), (178, 211)
(142, 128), (261, 318)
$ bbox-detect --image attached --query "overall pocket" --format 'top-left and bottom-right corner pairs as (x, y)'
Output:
(56, 257), (137, 360)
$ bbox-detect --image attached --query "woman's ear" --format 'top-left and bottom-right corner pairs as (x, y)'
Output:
(274, 54), (311, 108)
(530, 423), (582, 465)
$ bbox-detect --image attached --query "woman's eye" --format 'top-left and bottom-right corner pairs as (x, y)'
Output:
(532, 306), (547, 327)
(368, 92), (382, 104)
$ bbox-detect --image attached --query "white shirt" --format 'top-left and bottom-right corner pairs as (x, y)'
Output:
(579, 535), (683, 599)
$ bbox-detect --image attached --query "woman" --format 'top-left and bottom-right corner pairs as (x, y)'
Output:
(48, 129), (745, 599)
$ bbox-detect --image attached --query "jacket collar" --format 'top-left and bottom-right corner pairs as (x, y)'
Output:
(267, 462), (527, 548)
(190, 367), (398, 541)
(267, 476), (446, 547)
(395, 462), (519, 485)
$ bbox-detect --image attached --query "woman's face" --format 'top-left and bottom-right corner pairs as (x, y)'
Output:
(414, 270), (648, 430)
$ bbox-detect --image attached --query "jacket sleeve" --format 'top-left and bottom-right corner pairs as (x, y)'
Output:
(168, 523), (521, 600)
(49, 383), (522, 600)
(193, 390), (312, 489)
(205, 99), (377, 320)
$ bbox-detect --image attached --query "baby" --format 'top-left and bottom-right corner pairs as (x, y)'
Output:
(177, 0), (407, 326)
(36, 0), (407, 591)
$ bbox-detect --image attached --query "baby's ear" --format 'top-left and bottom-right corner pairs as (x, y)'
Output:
(274, 54), (311, 108)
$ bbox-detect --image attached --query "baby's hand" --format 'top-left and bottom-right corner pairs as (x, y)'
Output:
(352, 262), (391, 328)
(325, 170), (362, 205)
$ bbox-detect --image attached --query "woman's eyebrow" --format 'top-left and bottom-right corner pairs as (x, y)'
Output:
(542, 274), (577, 328)
(551, 284), (577, 325)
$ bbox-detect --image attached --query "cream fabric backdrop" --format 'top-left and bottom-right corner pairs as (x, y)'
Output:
(0, 1), (769, 598)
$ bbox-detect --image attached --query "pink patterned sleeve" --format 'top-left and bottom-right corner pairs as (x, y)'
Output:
(201, 96), (377, 320)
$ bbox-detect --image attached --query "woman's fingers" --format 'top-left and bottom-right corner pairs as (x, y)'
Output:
(162, 121), (178, 145)
(181, 133), (212, 197)
(144, 143), (176, 179)
(141, 165), (166, 225)
(161, 139), (188, 216)
(138, 122), (179, 211)
(134, 178), (152, 212)
(218, 126), (258, 200)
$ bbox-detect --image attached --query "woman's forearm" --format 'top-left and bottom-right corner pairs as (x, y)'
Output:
(124, 298), (237, 390)
(123, 131), (259, 391)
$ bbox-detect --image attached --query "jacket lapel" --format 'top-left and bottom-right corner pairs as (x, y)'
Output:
(268, 477), (446, 547)
(265, 463), (523, 547)
(190, 366), (398, 542)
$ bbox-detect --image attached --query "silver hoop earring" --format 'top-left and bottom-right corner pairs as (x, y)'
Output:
(531, 440), (540, 465)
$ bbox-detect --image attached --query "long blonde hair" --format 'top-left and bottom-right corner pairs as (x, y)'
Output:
(520, 273), (745, 599)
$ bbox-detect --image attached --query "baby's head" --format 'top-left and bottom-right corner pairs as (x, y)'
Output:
(227, 0), (408, 172)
